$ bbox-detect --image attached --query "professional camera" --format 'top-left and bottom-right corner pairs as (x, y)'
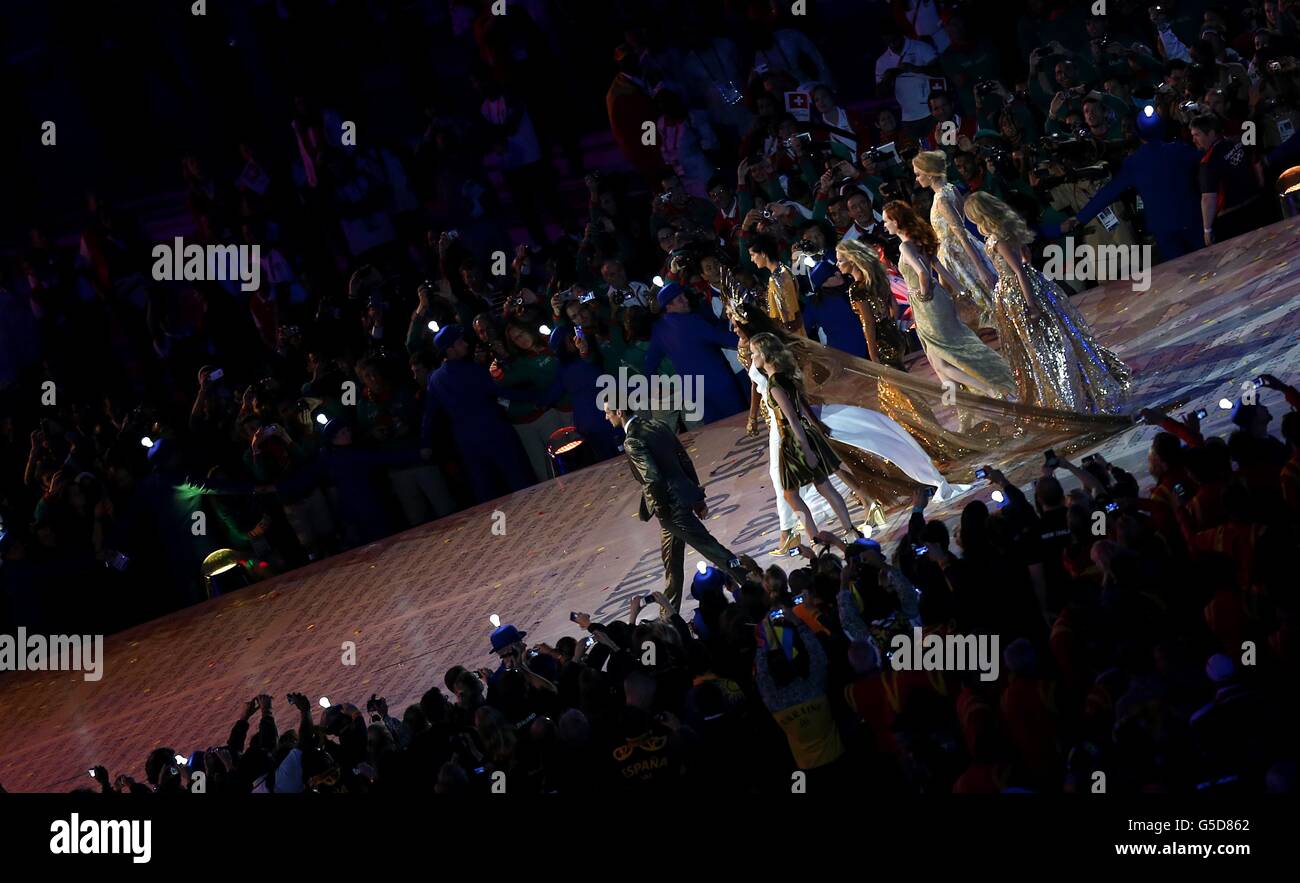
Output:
(792, 237), (824, 261)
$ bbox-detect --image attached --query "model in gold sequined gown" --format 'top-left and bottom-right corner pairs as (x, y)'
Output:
(847, 280), (906, 370)
(984, 235), (1131, 414)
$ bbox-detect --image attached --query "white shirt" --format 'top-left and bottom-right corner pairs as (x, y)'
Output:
(875, 38), (940, 122)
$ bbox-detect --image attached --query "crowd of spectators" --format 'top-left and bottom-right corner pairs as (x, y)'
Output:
(2, 1), (1300, 701)
(68, 373), (1300, 794)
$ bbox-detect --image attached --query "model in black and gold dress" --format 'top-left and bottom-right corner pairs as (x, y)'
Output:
(748, 332), (862, 541)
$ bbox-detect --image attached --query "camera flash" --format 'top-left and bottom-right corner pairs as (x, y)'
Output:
(696, 561), (708, 575)
(538, 325), (551, 336)
(652, 276), (665, 287)
(319, 697), (330, 708)
(991, 490), (1006, 503)
(1143, 105), (1155, 118)
(175, 754), (187, 765)
(489, 613), (501, 628)
(140, 436), (154, 448)
(1218, 398), (1233, 410)
(315, 413), (329, 426)
(428, 320), (440, 332)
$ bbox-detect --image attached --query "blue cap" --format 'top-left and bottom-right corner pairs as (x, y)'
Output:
(656, 281), (685, 310)
(690, 564), (727, 600)
(321, 417), (351, 444)
(548, 324), (573, 355)
(809, 259), (840, 292)
(850, 536), (882, 553)
(489, 624), (527, 654)
(146, 437), (175, 463)
(433, 323), (464, 351)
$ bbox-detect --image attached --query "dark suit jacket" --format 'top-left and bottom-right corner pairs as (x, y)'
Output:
(622, 416), (705, 521)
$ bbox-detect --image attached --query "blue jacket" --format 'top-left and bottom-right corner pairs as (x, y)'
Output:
(421, 359), (516, 449)
(802, 290), (867, 358)
(1077, 138), (1202, 235)
(644, 312), (746, 424)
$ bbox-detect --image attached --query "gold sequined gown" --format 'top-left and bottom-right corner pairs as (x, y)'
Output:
(847, 280), (906, 370)
(985, 235), (1131, 415)
(900, 258), (1016, 398)
(931, 183), (997, 329)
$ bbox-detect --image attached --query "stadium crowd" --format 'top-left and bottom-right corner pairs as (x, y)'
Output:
(72, 373), (1300, 793)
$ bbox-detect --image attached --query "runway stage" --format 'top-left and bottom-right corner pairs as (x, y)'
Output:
(3, 218), (1299, 791)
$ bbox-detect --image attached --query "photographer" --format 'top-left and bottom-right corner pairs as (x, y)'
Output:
(1067, 107), (1204, 260)
(876, 33), (943, 137)
(1033, 126), (1137, 256)
(650, 173), (716, 236)
(1250, 49), (1300, 152)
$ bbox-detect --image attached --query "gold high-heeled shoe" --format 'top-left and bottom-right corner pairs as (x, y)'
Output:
(771, 529), (802, 556)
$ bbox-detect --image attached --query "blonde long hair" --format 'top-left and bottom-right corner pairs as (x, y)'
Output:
(749, 332), (802, 384)
(911, 149), (948, 184)
(835, 238), (891, 298)
(964, 191), (1036, 248)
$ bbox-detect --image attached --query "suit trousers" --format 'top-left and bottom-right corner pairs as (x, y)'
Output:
(655, 505), (743, 610)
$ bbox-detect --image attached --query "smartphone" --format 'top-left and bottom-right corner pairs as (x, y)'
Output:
(1081, 454), (1097, 466)
(1044, 449), (1059, 468)
(108, 551), (130, 572)
(727, 557), (741, 569)
(207, 368), (224, 382)
(787, 547), (802, 557)
(792, 594), (806, 606)
(1105, 502), (1119, 513)
(1253, 375), (1267, 388)
(584, 636), (596, 648)
(574, 325), (586, 342)
(569, 611), (578, 623)
(974, 467), (988, 480)
(912, 544), (930, 556)
(87, 768), (96, 778)
(1173, 482), (1189, 501)
(642, 594), (657, 605)
(768, 608), (785, 621)
(1193, 408), (1207, 419)
(579, 292), (596, 304)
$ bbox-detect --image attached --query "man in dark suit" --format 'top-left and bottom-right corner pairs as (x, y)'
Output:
(604, 405), (747, 610)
